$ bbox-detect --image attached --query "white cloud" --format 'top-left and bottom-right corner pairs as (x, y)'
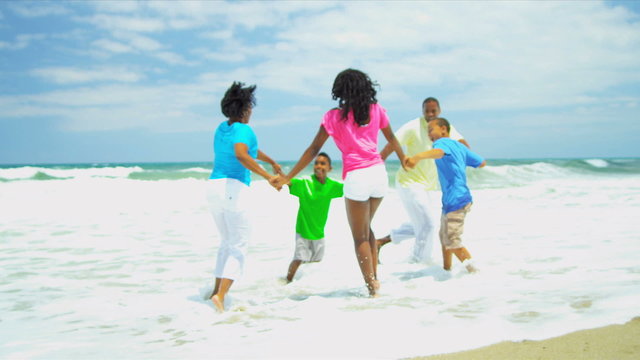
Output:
(9, 2), (70, 18)
(91, 2), (141, 13)
(92, 38), (133, 54)
(0, 77), (229, 132)
(226, 1), (640, 111)
(253, 105), (325, 128)
(29, 67), (143, 84)
(78, 14), (165, 33)
(116, 31), (163, 51)
(153, 51), (193, 65)
(192, 48), (246, 63)
(2, 1), (640, 141)
(200, 30), (233, 41)
(0, 33), (46, 50)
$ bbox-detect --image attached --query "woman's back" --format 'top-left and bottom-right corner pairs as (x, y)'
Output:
(321, 103), (389, 179)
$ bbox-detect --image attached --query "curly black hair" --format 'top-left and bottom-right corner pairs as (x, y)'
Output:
(331, 69), (378, 126)
(220, 81), (256, 120)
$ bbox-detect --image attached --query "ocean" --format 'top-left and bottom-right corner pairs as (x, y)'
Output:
(1, 158), (639, 359)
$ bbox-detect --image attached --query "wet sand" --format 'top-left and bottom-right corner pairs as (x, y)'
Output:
(412, 317), (640, 360)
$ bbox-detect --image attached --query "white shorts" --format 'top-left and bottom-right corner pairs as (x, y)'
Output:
(343, 164), (388, 201)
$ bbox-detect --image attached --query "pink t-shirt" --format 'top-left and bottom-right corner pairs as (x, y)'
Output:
(321, 103), (389, 179)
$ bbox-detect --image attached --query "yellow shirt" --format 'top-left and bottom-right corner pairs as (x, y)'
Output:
(395, 117), (464, 191)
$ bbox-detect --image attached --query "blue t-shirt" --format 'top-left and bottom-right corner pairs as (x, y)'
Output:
(433, 137), (484, 214)
(210, 121), (258, 186)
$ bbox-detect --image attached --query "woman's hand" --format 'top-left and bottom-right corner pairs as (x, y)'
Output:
(269, 174), (289, 191)
(271, 162), (284, 176)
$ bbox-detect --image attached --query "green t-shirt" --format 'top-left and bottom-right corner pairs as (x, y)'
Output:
(289, 175), (344, 240)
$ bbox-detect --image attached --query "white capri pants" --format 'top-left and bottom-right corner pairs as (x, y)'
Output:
(389, 183), (440, 263)
(206, 178), (252, 281)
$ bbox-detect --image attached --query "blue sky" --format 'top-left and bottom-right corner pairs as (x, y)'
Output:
(1, 1), (639, 164)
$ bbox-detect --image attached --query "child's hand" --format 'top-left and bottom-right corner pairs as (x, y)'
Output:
(404, 156), (417, 169)
(268, 175), (283, 191)
(269, 174), (289, 190)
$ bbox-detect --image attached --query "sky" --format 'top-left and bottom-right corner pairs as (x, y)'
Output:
(1, 0), (639, 164)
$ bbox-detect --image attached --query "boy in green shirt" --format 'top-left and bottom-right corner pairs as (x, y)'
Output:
(286, 152), (344, 282)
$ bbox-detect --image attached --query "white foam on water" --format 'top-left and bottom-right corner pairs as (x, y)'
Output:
(1, 173), (639, 359)
(584, 158), (609, 168)
(0, 165), (144, 180)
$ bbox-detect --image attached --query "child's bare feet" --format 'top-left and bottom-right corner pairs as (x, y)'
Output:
(463, 259), (478, 273)
(211, 294), (224, 312)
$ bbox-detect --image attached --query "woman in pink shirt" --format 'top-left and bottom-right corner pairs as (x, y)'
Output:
(274, 69), (406, 297)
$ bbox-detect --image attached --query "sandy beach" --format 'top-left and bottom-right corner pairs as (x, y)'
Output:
(413, 317), (640, 360)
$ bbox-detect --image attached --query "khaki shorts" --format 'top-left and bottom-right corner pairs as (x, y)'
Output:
(439, 203), (472, 250)
(293, 233), (325, 262)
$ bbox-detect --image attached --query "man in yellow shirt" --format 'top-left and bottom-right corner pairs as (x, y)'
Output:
(378, 97), (470, 263)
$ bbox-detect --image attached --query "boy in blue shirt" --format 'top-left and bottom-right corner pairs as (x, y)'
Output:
(285, 152), (344, 282)
(405, 117), (486, 273)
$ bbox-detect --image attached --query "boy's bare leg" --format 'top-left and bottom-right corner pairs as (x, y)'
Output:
(443, 247), (476, 272)
(442, 245), (453, 271)
(451, 247), (472, 263)
(211, 277), (221, 297)
(211, 278), (233, 312)
(286, 260), (302, 283)
(452, 247), (477, 272)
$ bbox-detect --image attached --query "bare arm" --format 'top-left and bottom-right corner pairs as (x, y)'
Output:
(406, 148), (445, 169)
(281, 125), (330, 184)
(479, 160), (487, 168)
(235, 143), (276, 181)
(379, 142), (393, 161)
(458, 139), (471, 149)
(257, 150), (284, 176)
(380, 125), (407, 169)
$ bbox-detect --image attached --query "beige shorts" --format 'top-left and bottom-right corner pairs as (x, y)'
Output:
(293, 233), (325, 262)
(439, 203), (472, 250)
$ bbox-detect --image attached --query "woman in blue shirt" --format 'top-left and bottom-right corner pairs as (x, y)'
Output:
(207, 82), (282, 312)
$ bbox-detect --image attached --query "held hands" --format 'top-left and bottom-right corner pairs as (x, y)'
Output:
(266, 162), (286, 191)
(403, 156), (417, 169)
(274, 174), (290, 189)
(268, 175), (282, 191)
(268, 174), (290, 191)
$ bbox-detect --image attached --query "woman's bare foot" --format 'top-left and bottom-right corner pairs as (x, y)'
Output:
(367, 279), (380, 297)
(211, 294), (224, 312)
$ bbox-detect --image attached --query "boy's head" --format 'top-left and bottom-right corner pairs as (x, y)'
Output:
(422, 97), (441, 121)
(427, 117), (450, 142)
(314, 152), (332, 180)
